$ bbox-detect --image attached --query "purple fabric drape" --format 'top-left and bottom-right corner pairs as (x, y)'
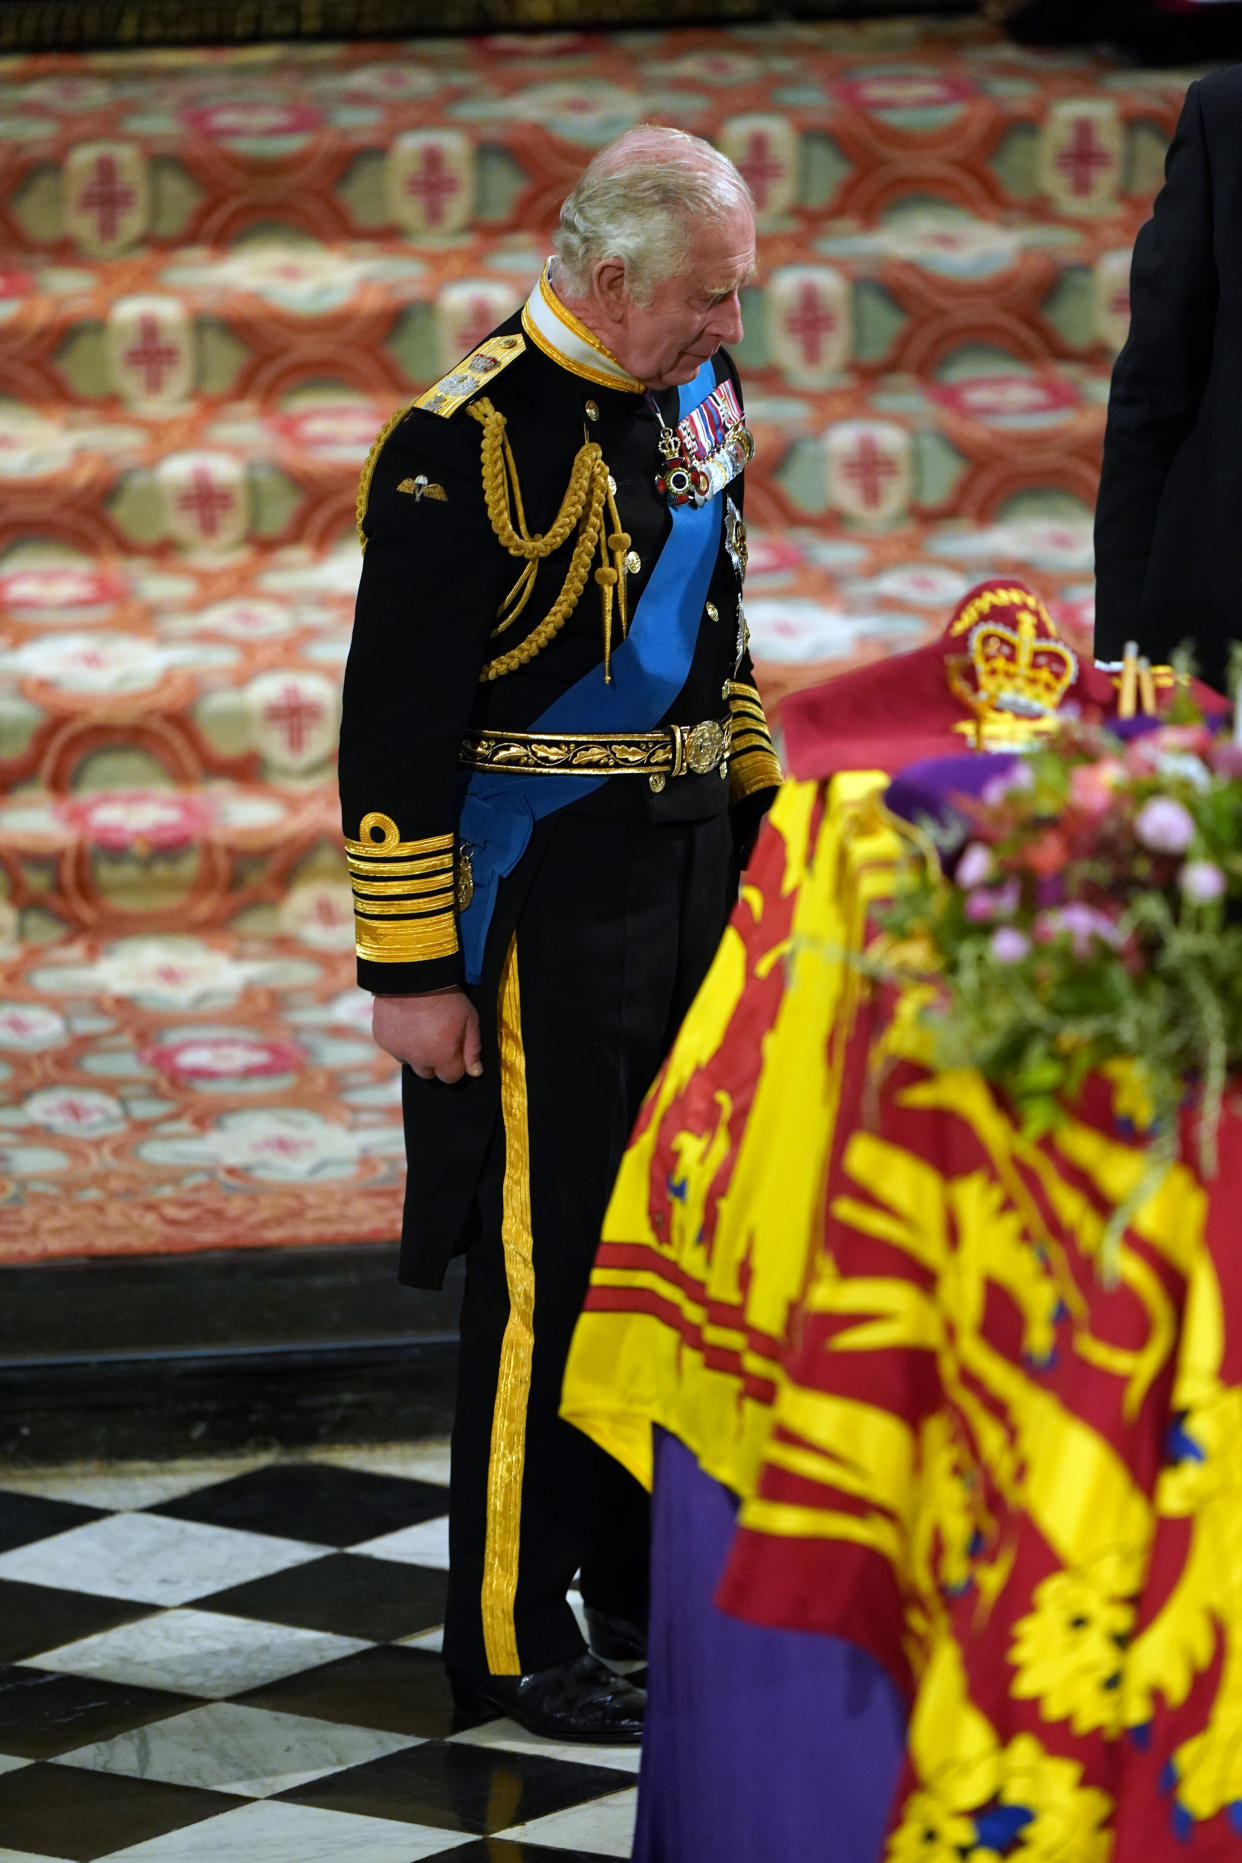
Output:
(633, 1429), (907, 1863)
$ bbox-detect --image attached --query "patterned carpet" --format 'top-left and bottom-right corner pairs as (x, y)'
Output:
(0, 17), (1194, 1262)
(0, 1440), (641, 1860)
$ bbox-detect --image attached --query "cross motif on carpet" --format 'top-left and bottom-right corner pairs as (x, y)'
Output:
(124, 315), (182, 395)
(404, 145), (462, 227)
(177, 467), (237, 539)
(264, 683), (324, 756)
(455, 294), (503, 353)
(78, 154), (137, 242)
(737, 131), (785, 212)
(1055, 120), (1115, 198)
(784, 283), (840, 368)
(841, 434), (901, 511)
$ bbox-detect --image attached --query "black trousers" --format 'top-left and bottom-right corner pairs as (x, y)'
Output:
(443, 803), (736, 1679)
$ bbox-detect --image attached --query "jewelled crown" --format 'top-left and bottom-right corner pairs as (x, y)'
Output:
(944, 580), (1077, 745)
(945, 584), (1072, 752)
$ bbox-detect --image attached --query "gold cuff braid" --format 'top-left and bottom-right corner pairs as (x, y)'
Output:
(355, 910), (459, 963)
(344, 816), (452, 860)
(726, 683), (783, 802)
(346, 814), (461, 963)
(729, 744), (784, 803)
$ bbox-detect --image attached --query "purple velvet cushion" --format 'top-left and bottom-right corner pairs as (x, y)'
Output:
(884, 753), (1018, 835)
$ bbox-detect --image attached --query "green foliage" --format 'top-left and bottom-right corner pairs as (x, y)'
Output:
(882, 713), (1242, 1269)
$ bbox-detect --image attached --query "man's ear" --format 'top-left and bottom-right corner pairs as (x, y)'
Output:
(592, 257), (630, 330)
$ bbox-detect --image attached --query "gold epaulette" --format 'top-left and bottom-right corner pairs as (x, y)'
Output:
(354, 335), (528, 549)
(415, 334), (526, 418)
(354, 337), (528, 548)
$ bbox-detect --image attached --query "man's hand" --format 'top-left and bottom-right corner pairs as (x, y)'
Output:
(372, 988), (483, 1084)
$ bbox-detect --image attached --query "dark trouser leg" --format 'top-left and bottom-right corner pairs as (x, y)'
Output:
(443, 808), (735, 1679)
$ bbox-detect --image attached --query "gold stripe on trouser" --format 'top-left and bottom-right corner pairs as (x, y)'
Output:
(481, 936), (537, 1675)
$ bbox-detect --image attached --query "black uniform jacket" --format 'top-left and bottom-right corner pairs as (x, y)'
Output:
(1094, 67), (1242, 692)
(340, 298), (782, 1284)
(340, 301), (781, 998)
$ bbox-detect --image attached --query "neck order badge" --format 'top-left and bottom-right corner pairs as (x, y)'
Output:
(651, 380), (754, 509)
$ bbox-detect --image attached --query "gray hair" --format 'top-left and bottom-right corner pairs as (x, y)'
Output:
(552, 126), (752, 308)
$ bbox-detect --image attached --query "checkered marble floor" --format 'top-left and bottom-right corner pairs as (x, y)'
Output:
(0, 1442), (637, 1861)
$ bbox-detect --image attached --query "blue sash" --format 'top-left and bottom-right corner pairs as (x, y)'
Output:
(458, 362), (723, 983)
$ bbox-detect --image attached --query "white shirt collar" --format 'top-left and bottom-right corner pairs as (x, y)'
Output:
(520, 263), (644, 394)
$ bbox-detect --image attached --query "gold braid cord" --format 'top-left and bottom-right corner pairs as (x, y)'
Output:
(467, 397), (630, 683)
(355, 399), (415, 551)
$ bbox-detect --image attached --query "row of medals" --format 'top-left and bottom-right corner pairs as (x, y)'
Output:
(648, 393), (752, 685)
(654, 403), (755, 512)
(652, 399), (753, 686)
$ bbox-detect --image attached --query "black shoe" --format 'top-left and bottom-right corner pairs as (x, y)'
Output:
(446, 1650), (645, 1744)
(583, 1603), (648, 1663)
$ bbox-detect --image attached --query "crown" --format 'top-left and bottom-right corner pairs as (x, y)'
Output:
(943, 580), (1077, 748)
(970, 606), (1076, 715)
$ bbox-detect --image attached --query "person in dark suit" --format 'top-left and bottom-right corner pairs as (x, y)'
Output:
(1094, 68), (1242, 693)
(339, 127), (781, 1744)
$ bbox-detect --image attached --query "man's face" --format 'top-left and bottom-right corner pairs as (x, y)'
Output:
(608, 202), (756, 390)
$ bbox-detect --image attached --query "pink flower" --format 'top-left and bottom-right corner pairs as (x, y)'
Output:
(1180, 859), (1226, 903)
(1134, 796), (1196, 855)
(1124, 737), (1162, 777)
(1211, 740), (1242, 779)
(1035, 902), (1122, 959)
(990, 927), (1030, 963)
(956, 842), (996, 889)
(981, 760), (1034, 807)
(1069, 760), (1125, 817)
(1157, 724), (1212, 755)
(965, 879), (1020, 924)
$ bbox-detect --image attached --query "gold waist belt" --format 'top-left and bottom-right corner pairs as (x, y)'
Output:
(459, 717), (732, 793)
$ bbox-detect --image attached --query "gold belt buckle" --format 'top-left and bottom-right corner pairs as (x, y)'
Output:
(653, 717), (730, 791)
(683, 718), (728, 775)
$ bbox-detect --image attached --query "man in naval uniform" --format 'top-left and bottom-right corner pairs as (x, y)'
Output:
(340, 126), (782, 1744)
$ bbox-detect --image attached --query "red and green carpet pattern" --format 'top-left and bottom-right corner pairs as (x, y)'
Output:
(0, 18), (1194, 1260)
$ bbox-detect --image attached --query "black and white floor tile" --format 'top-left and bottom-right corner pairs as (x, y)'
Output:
(0, 1442), (638, 1861)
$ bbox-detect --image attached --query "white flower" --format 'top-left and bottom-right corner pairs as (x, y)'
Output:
(1180, 860), (1227, 904)
(955, 843), (996, 889)
(1134, 797), (1196, 855)
(1156, 751), (1211, 791)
